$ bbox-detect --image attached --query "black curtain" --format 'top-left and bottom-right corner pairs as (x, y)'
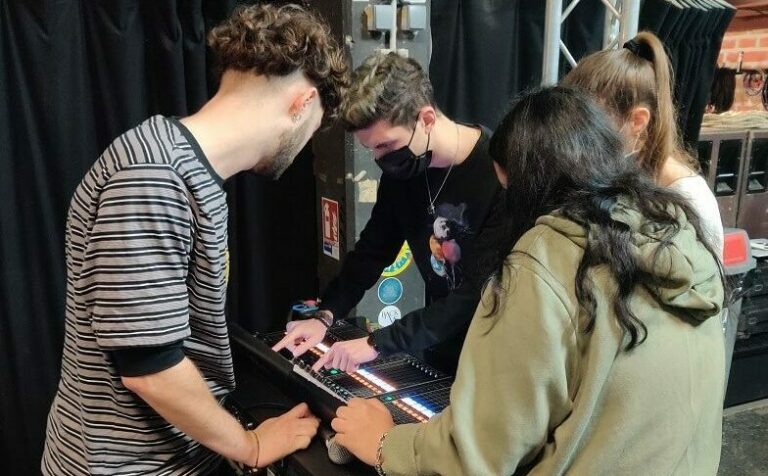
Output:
(0, 1), (318, 474)
(638, 1), (735, 146)
(430, 0), (605, 128)
(430, 0), (735, 144)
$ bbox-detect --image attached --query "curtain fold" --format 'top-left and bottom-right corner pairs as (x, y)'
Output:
(430, 0), (604, 128)
(638, 0), (735, 146)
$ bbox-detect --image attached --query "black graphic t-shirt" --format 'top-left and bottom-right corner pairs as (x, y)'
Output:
(321, 126), (506, 372)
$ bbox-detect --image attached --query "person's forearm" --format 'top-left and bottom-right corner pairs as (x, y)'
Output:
(122, 357), (255, 466)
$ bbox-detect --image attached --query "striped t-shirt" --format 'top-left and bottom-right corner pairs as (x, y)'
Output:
(42, 116), (234, 476)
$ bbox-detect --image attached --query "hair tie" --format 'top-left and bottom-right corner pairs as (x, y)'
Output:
(623, 39), (653, 62)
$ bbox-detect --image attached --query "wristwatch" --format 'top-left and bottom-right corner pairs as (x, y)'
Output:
(367, 333), (380, 353)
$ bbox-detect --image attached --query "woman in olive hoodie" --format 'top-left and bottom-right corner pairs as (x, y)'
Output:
(332, 87), (726, 476)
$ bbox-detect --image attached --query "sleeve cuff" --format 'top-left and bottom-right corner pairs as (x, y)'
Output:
(111, 340), (185, 377)
(372, 327), (399, 356)
(382, 423), (424, 476)
(318, 296), (347, 323)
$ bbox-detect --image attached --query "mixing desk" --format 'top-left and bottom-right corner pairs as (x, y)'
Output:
(231, 320), (453, 425)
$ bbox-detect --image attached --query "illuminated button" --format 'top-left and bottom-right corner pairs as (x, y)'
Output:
(330, 369), (339, 375)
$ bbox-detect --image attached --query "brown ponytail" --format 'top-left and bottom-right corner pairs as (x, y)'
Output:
(561, 31), (698, 179)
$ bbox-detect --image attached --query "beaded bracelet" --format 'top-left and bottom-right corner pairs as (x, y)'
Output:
(375, 431), (389, 476)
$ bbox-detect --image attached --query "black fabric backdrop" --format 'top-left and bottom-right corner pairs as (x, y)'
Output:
(430, 0), (605, 128)
(638, 0), (735, 146)
(0, 0), (730, 473)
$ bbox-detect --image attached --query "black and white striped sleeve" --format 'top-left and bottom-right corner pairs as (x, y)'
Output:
(81, 165), (194, 350)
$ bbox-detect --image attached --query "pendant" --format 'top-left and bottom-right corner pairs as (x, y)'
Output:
(428, 204), (435, 216)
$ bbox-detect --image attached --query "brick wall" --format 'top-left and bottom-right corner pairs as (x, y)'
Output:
(717, 30), (768, 112)
(718, 30), (768, 68)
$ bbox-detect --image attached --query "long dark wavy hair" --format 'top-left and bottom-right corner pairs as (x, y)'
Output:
(487, 87), (723, 349)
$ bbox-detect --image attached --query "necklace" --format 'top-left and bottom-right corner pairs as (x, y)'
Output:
(425, 122), (460, 216)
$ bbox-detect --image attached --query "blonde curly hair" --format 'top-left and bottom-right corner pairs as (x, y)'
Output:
(208, 4), (349, 122)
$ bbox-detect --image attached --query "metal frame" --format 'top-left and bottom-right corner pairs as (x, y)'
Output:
(542, 0), (641, 85)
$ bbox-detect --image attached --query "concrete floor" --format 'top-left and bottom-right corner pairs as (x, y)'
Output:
(719, 399), (768, 476)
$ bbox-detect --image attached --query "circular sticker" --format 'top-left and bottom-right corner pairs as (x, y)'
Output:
(377, 277), (403, 305)
(378, 305), (402, 327)
(382, 242), (413, 277)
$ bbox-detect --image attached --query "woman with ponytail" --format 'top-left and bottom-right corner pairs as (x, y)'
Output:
(562, 31), (724, 257)
(332, 88), (726, 476)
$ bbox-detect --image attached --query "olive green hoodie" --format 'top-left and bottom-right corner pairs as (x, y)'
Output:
(382, 201), (725, 476)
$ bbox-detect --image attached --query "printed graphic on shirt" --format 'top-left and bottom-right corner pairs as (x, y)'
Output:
(428, 203), (471, 290)
(382, 242), (413, 277)
(378, 305), (402, 327)
(378, 277), (404, 305)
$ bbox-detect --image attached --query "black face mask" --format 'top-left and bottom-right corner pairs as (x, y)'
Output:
(375, 123), (432, 180)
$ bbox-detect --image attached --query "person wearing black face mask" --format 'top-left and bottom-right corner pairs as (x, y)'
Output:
(273, 53), (507, 374)
(375, 118), (433, 180)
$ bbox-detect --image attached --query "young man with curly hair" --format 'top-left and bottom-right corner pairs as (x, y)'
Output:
(41, 4), (348, 475)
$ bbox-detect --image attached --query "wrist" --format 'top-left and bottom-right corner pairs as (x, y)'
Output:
(244, 430), (260, 468)
(375, 431), (389, 475)
(315, 309), (334, 327)
(366, 333), (380, 353)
